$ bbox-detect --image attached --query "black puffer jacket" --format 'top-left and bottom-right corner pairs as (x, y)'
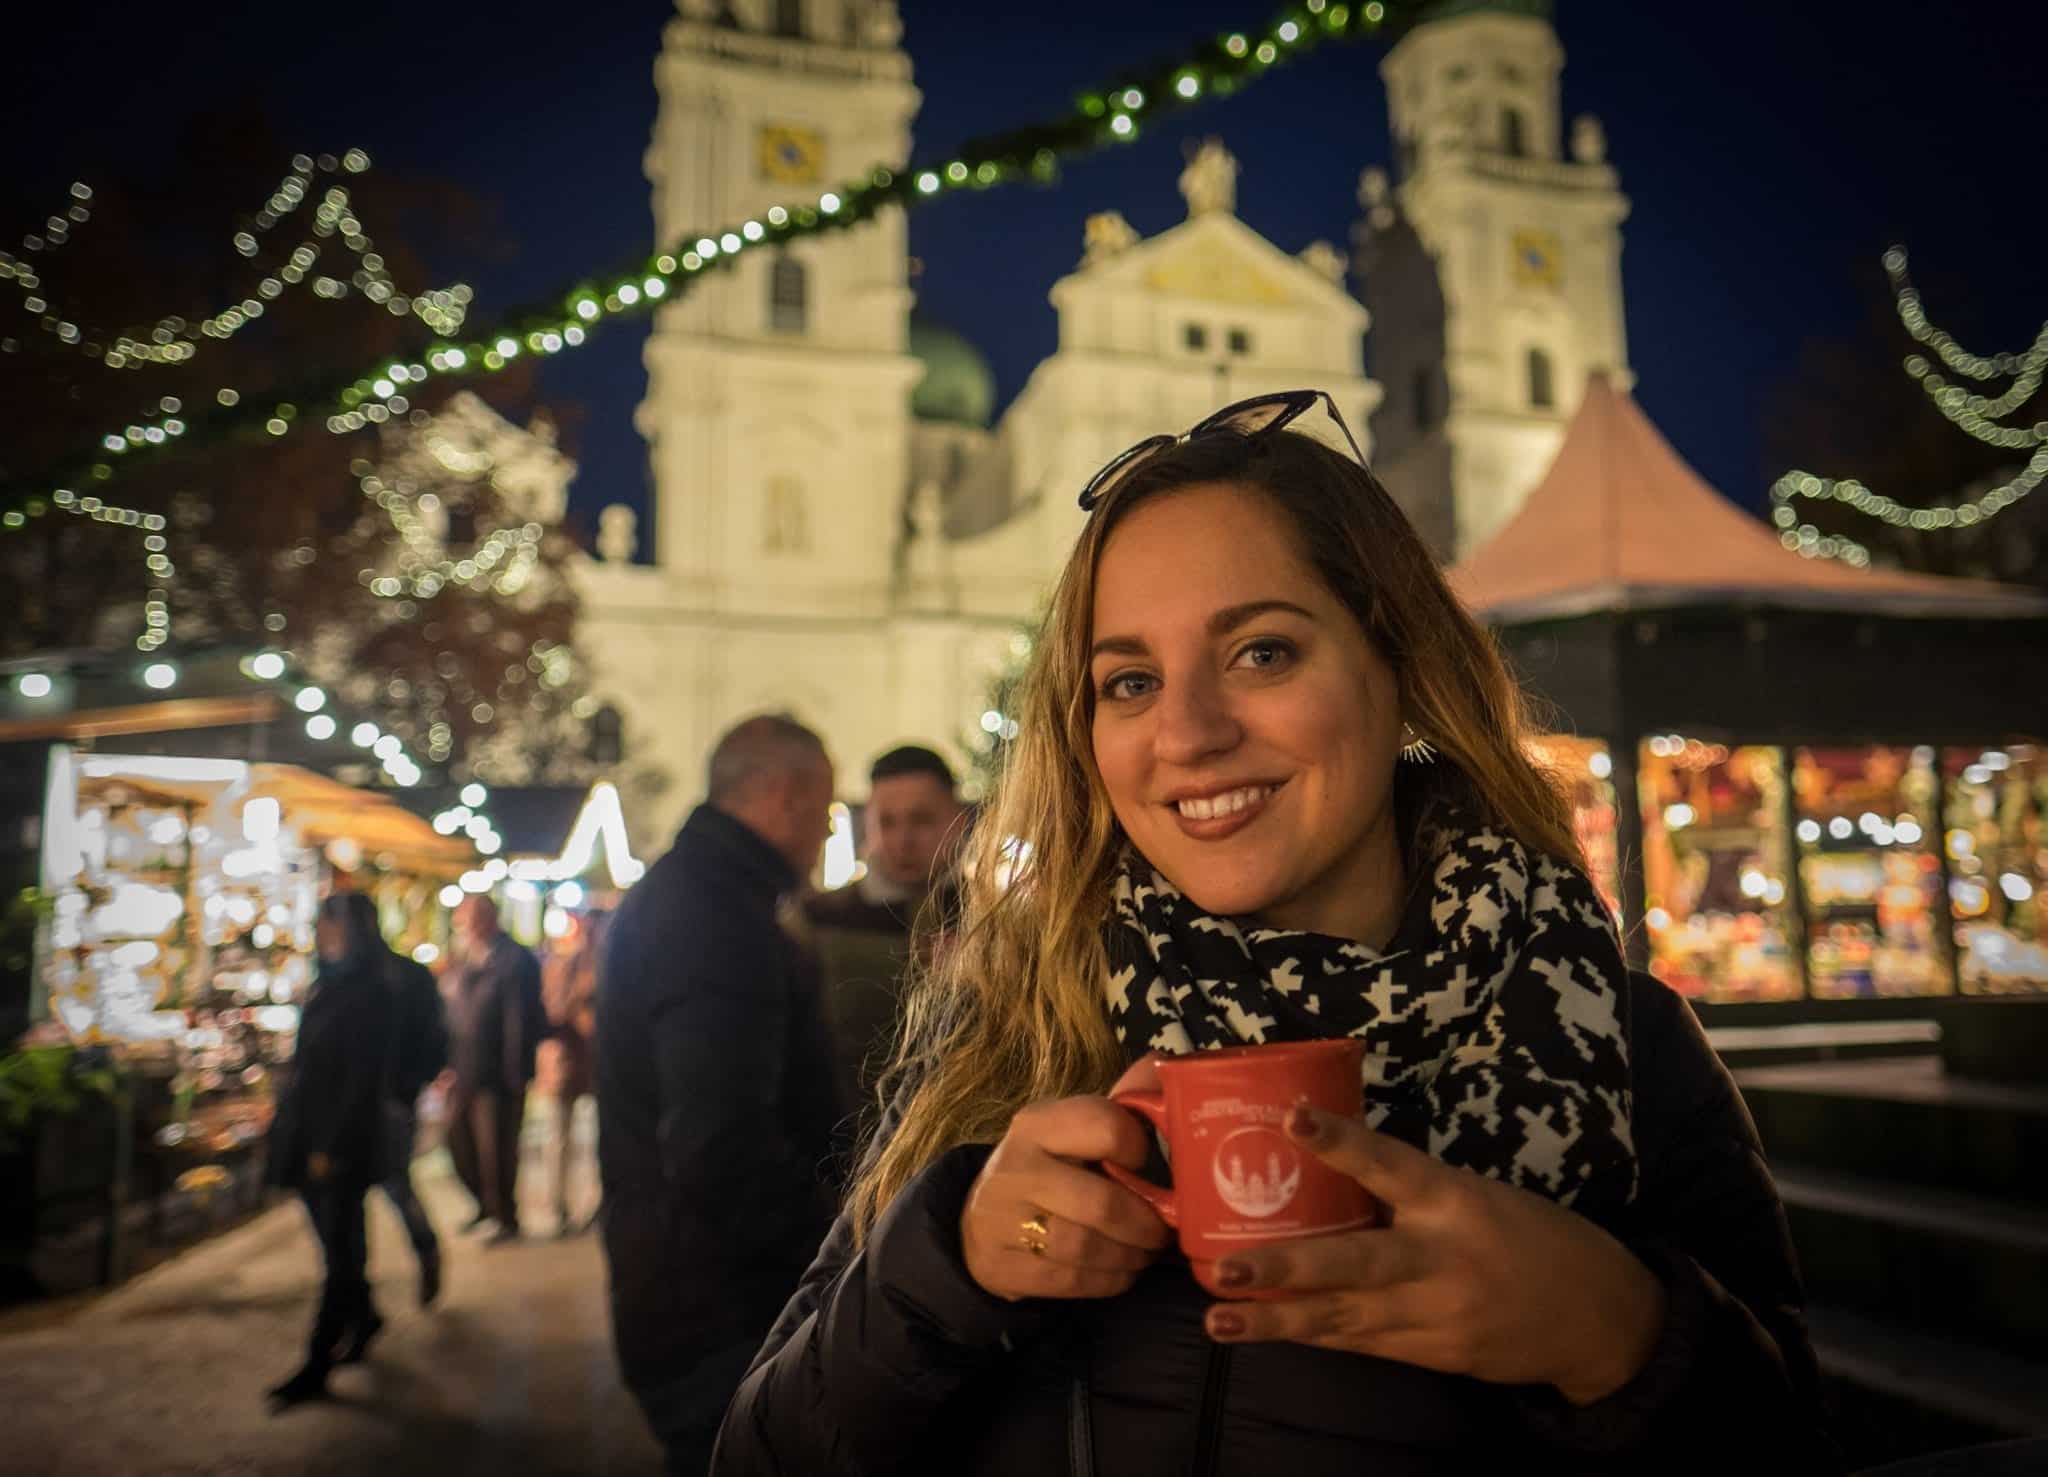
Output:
(597, 804), (840, 1381)
(267, 952), (396, 1191)
(712, 975), (1837, 1475)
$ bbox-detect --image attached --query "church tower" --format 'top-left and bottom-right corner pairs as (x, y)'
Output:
(1356, 0), (1629, 559)
(639, 0), (922, 607)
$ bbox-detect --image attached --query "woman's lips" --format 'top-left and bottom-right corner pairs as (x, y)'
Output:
(1166, 781), (1284, 840)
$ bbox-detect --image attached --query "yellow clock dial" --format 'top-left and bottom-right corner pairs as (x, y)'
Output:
(1511, 228), (1564, 290)
(759, 124), (824, 184)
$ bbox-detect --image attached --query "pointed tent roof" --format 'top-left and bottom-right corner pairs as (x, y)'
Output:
(1447, 375), (2048, 622)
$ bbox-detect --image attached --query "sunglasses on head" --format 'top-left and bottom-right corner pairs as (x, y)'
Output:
(1076, 388), (1370, 512)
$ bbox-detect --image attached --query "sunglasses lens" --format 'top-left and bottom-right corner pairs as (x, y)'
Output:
(1209, 399), (1301, 439)
(1081, 434), (1175, 509)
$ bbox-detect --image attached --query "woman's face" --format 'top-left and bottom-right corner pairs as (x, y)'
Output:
(1088, 483), (1406, 941)
(315, 913), (347, 964)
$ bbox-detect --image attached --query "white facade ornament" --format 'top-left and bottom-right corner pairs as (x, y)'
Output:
(1082, 211), (1139, 266)
(1178, 138), (1239, 217)
(598, 503), (639, 563)
(1299, 240), (1347, 284)
(763, 476), (810, 553)
(903, 479), (952, 599)
(1571, 114), (1607, 165)
(678, 0), (718, 20)
(857, 1), (903, 46)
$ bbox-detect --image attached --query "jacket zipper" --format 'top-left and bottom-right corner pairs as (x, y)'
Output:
(1192, 1341), (1232, 1477)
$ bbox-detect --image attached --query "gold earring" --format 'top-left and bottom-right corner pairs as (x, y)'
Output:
(1400, 723), (1438, 765)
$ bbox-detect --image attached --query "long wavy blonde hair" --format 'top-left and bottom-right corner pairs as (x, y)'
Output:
(850, 429), (1582, 1236)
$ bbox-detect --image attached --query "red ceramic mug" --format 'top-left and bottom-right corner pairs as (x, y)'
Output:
(1102, 1039), (1377, 1297)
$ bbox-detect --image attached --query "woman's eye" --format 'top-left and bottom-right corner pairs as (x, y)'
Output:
(1234, 638), (1295, 671)
(1101, 671), (1155, 701)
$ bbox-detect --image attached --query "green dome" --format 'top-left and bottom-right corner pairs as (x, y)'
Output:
(909, 316), (996, 428)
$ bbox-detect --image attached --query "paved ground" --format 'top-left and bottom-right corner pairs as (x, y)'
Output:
(0, 1106), (665, 1476)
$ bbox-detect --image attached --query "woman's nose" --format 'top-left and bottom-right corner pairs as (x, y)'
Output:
(1152, 669), (1240, 766)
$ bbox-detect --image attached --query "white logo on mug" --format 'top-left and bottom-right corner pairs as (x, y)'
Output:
(1211, 1126), (1302, 1219)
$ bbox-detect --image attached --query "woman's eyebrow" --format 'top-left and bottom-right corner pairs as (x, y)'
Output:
(1090, 599), (1314, 662)
(1209, 599), (1315, 634)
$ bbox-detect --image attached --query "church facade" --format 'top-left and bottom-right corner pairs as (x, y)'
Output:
(576, 0), (1626, 843)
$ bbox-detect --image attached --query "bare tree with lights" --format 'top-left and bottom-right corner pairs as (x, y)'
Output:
(0, 109), (602, 782)
(1763, 248), (2048, 587)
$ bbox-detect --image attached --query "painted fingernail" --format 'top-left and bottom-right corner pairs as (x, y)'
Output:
(1285, 1104), (1319, 1140)
(1215, 1259), (1253, 1289)
(1208, 1309), (1245, 1339)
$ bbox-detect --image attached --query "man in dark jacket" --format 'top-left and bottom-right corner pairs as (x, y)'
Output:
(377, 947), (449, 1305)
(799, 744), (966, 1127)
(598, 712), (840, 1477)
(443, 894), (545, 1244)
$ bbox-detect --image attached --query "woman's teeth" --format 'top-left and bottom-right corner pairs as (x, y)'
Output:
(1175, 785), (1275, 820)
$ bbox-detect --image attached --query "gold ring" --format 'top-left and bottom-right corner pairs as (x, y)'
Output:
(1019, 1214), (1049, 1257)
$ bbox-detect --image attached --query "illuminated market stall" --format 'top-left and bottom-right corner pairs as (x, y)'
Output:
(0, 644), (472, 1290)
(1452, 377), (2048, 1018)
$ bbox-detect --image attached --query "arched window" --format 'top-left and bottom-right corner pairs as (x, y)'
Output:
(1412, 366), (1436, 431)
(769, 253), (807, 334)
(1526, 347), (1555, 410)
(764, 475), (810, 553)
(1501, 106), (1527, 158)
(589, 704), (624, 767)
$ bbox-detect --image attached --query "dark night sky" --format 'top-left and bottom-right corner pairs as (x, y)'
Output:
(5, 1), (2044, 543)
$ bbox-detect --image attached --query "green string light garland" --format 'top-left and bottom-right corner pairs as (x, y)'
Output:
(3, 150), (471, 372)
(0, 0), (1409, 532)
(1770, 245), (2048, 568)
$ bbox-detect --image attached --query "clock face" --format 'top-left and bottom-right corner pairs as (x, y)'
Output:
(759, 124), (824, 184)
(1511, 228), (1563, 290)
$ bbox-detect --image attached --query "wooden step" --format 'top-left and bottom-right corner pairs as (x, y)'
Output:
(1773, 1163), (2048, 1356)
(1736, 1057), (2048, 1206)
(1812, 1304), (2048, 1441)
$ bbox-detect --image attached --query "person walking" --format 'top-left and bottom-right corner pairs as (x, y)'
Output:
(264, 891), (397, 1408)
(376, 926), (448, 1305)
(598, 713), (840, 1476)
(541, 906), (607, 1236)
(799, 744), (966, 1128)
(443, 893), (545, 1245)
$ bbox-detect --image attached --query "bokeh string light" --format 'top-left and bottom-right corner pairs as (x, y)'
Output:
(1, 150), (471, 373)
(0, 0), (1407, 529)
(5, 147), (490, 643)
(1770, 245), (2048, 567)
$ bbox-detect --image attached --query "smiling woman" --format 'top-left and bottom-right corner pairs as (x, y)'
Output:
(716, 404), (1832, 1476)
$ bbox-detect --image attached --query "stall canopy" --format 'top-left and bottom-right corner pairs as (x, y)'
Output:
(71, 755), (472, 878)
(1449, 374), (2048, 623)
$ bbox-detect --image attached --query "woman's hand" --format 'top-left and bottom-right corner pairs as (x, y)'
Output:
(960, 1065), (1172, 1302)
(1203, 1105), (1666, 1406)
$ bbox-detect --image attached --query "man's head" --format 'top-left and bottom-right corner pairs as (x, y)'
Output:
(864, 745), (966, 892)
(454, 894), (501, 953)
(707, 713), (836, 879)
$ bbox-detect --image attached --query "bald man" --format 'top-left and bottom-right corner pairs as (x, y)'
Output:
(597, 713), (840, 1476)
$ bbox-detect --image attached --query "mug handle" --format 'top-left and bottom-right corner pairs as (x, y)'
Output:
(1101, 1089), (1178, 1229)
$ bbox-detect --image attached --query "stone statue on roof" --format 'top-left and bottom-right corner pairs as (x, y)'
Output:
(1299, 240), (1347, 284)
(598, 504), (638, 563)
(1082, 211), (1139, 267)
(1572, 114), (1607, 165)
(1178, 138), (1238, 217)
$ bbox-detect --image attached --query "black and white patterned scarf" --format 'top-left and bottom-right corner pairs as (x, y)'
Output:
(1104, 809), (1637, 1217)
